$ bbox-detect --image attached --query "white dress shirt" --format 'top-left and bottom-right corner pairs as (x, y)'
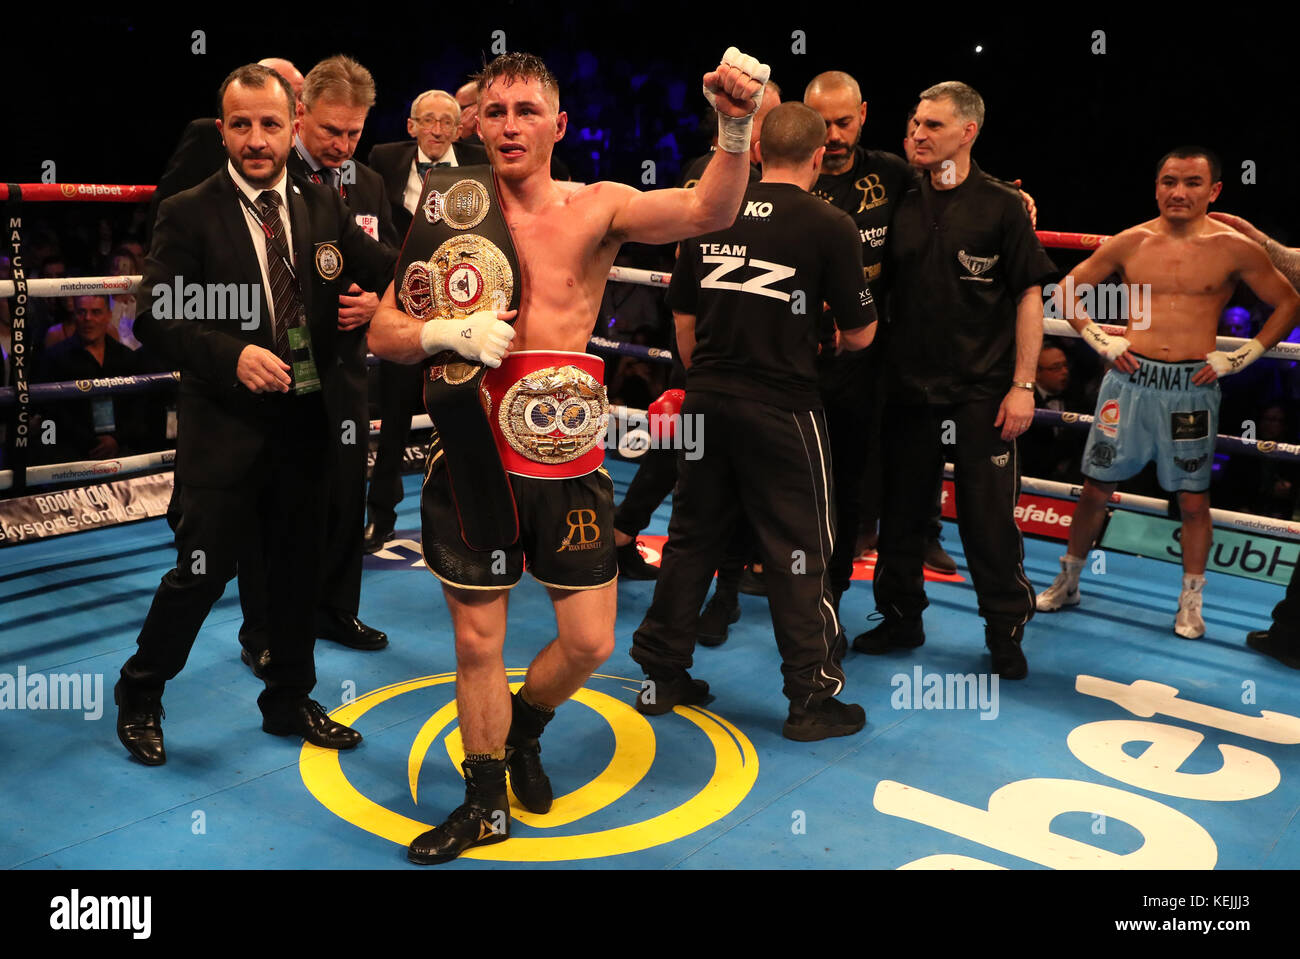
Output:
(403, 144), (459, 214)
(228, 160), (294, 322)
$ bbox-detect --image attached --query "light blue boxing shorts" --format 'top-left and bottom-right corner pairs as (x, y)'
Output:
(1080, 353), (1220, 493)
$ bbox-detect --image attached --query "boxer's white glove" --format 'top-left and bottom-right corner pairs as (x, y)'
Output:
(703, 46), (771, 154)
(420, 310), (516, 368)
(1206, 337), (1265, 377)
(1080, 321), (1132, 362)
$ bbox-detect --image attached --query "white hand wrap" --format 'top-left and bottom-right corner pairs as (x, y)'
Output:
(1206, 337), (1265, 377)
(703, 46), (771, 154)
(1080, 322), (1132, 362)
(420, 311), (516, 368)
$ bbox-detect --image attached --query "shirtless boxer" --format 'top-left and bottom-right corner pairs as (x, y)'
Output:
(368, 47), (769, 864)
(1036, 147), (1299, 637)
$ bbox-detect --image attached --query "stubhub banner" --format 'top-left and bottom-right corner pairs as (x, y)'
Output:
(1101, 509), (1298, 586)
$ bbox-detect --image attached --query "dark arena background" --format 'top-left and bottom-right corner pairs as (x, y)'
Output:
(2, 2), (1298, 944)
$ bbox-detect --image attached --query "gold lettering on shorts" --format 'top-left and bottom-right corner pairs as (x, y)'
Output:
(558, 509), (601, 552)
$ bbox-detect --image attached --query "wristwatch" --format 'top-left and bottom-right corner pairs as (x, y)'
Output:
(1013, 381), (1035, 391)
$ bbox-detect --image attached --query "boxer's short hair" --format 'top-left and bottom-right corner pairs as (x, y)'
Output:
(759, 102), (828, 168)
(302, 54), (376, 110)
(217, 64), (295, 119)
(1156, 146), (1222, 183)
(474, 52), (560, 111)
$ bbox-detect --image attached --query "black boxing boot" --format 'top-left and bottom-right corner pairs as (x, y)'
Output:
(408, 757), (510, 865)
(505, 690), (554, 814)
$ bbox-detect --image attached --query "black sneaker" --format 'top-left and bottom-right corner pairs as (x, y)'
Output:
(634, 672), (712, 716)
(408, 759), (510, 865)
(738, 566), (767, 596)
(986, 624), (1028, 680)
(923, 540), (957, 574)
(1246, 630), (1300, 670)
(505, 692), (554, 814)
(783, 697), (867, 742)
(852, 616), (925, 654)
(697, 592), (741, 647)
(617, 541), (660, 580)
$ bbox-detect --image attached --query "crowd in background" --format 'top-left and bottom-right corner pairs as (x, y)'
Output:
(2, 93), (1298, 520)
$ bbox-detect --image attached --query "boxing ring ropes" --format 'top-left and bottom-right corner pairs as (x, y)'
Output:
(4, 182), (1300, 545)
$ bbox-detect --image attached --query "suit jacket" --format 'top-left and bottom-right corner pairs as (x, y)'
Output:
(148, 118), (227, 239)
(368, 139), (490, 239)
(287, 151), (400, 380)
(138, 168), (396, 488)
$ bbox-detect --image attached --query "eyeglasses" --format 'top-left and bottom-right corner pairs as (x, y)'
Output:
(412, 115), (457, 130)
(1037, 362), (1069, 372)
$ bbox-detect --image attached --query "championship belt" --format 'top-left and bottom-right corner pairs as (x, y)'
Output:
(396, 166), (521, 551)
(482, 352), (608, 479)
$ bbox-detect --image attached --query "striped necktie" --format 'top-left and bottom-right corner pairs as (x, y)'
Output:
(255, 190), (301, 363)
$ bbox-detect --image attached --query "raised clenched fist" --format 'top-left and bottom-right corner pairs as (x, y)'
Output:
(703, 47), (770, 119)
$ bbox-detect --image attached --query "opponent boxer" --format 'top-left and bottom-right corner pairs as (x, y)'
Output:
(369, 47), (769, 864)
(1036, 148), (1299, 637)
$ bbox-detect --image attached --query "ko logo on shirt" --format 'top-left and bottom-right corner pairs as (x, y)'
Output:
(743, 200), (774, 218)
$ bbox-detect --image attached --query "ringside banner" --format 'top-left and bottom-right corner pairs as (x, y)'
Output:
(940, 480), (1076, 541)
(1101, 509), (1298, 586)
(0, 473), (174, 547)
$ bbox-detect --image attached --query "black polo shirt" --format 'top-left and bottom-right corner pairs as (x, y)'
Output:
(811, 147), (912, 399)
(883, 160), (1057, 404)
(812, 146), (912, 295)
(668, 181), (877, 411)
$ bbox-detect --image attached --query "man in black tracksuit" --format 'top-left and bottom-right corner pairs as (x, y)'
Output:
(856, 82), (1056, 678)
(803, 71), (919, 613)
(629, 102), (878, 741)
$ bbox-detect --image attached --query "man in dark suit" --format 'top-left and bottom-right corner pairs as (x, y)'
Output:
(34, 294), (160, 462)
(364, 89), (486, 551)
(369, 90), (487, 243)
(148, 58), (304, 237)
(1018, 338), (1092, 484)
(238, 55), (400, 665)
(114, 64), (394, 765)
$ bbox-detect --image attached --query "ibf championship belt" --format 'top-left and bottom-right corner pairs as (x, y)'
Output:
(483, 352), (608, 480)
(396, 167), (521, 551)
